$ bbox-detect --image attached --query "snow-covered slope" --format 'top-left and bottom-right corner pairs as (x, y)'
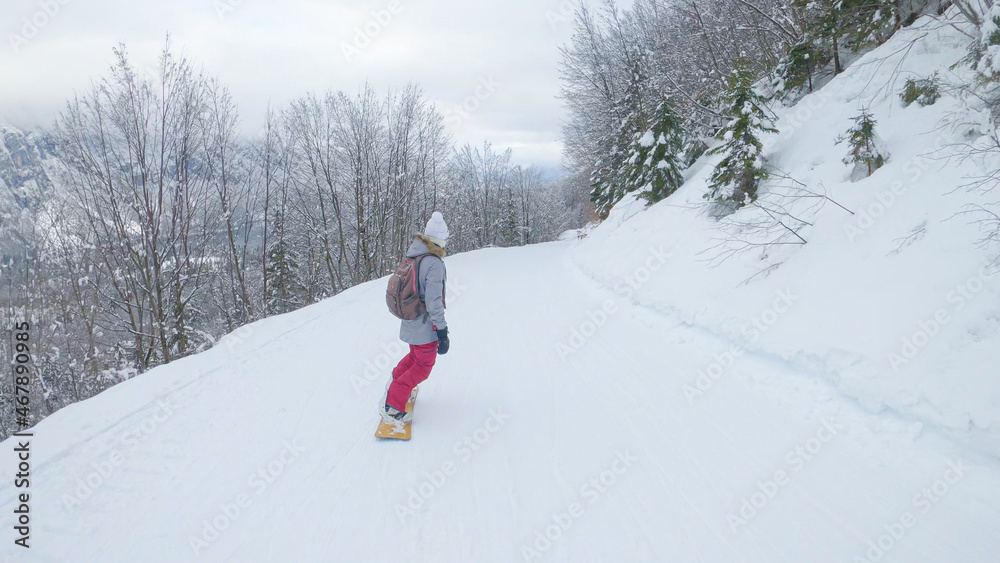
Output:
(2, 240), (1000, 562)
(574, 12), (1000, 457)
(2, 11), (1000, 563)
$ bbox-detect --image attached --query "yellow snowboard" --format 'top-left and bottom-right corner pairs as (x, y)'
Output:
(376, 386), (418, 440)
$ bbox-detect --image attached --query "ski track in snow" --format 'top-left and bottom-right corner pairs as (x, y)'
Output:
(1, 240), (999, 562)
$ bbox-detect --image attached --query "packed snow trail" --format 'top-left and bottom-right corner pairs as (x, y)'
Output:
(2, 240), (1000, 562)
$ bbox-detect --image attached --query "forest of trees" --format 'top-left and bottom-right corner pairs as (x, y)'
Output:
(559, 0), (934, 217)
(6, 0), (994, 439)
(0, 43), (589, 438)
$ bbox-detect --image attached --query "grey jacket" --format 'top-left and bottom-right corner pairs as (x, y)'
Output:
(399, 237), (447, 345)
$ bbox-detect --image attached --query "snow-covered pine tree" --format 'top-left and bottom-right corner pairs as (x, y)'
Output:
(837, 108), (888, 180)
(626, 101), (684, 204)
(590, 57), (650, 218)
(842, 0), (898, 50)
(792, 0), (847, 75)
(589, 120), (633, 217)
(590, 137), (624, 218)
(706, 61), (778, 208)
(265, 207), (304, 315)
(776, 39), (829, 95)
(791, 0), (897, 80)
(976, 4), (1000, 81)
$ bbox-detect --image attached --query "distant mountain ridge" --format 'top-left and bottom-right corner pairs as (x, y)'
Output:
(0, 122), (62, 210)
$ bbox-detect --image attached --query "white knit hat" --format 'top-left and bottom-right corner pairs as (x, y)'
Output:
(424, 211), (449, 247)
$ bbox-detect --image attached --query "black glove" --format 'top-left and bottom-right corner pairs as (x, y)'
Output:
(436, 327), (450, 355)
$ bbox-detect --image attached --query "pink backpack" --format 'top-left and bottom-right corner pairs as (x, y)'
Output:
(386, 255), (433, 320)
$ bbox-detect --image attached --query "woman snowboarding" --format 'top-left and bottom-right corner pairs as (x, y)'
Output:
(381, 212), (451, 423)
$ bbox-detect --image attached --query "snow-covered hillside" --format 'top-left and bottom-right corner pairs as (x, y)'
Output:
(574, 13), (1000, 457)
(2, 11), (1000, 563)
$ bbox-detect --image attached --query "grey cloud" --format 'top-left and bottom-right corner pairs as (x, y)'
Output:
(0, 0), (576, 169)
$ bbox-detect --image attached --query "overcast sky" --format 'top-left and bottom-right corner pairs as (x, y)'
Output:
(1, 0), (595, 172)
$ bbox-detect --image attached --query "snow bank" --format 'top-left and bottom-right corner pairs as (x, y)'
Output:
(572, 12), (1000, 455)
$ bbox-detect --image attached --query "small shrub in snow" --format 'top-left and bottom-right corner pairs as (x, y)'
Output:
(706, 61), (778, 208)
(900, 73), (941, 107)
(837, 109), (889, 180)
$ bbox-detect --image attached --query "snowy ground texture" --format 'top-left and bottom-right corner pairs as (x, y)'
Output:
(3, 10), (1000, 563)
(575, 12), (1000, 455)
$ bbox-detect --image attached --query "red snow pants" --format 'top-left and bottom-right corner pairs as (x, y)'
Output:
(387, 342), (438, 411)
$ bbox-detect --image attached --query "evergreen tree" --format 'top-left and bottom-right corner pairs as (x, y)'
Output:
(843, 0), (898, 50)
(777, 40), (830, 94)
(791, 0), (897, 80)
(590, 57), (650, 218)
(793, 0), (847, 75)
(265, 207), (304, 315)
(706, 61), (778, 208)
(976, 5), (1000, 80)
(837, 108), (888, 179)
(590, 135), (626, 218)
(626, 101), (685, 204)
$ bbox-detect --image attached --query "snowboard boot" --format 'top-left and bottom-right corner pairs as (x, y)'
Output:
(380, 402), (413, 425)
